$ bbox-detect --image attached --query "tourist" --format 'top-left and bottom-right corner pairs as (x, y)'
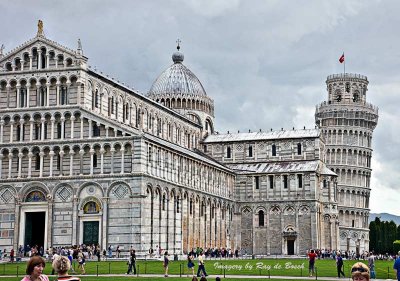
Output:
(51, 251), (60, 275)
(187, 252), (195, 276)
(196, 251), (208, 277)
(394, 251), (400, 281)
(52, 255), (80, 281)
(77, 251), (86, 275)
(163, 251), (169, 277)
(10, 248), (14, 262)
(21, 255), (49, 281)
(116, 245), (121, 258)
(351, 262), (370, 281)
(336, 253), (345, 278)
(108, 245), (112, 258)
(368, 252), (376, 279)
(126, 249), (136, 275)
(307, 249), (317, 277)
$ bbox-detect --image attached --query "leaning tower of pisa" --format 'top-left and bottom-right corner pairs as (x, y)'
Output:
(315, 73), (379, 254)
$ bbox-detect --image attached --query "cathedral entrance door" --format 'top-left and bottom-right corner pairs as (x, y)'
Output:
(24, 212), (45, 248)
(287, 239), (295, 255)
(83, 221), (99, 245)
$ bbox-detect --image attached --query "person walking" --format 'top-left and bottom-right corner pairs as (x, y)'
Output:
(126, 250), (137, 275)
(196, 251), (208, 277)
(394, 251), (400, 281)
(368, 252), (376, 279)
(307, 249), (317, 277)
(187, 253), (195, 276)
(336, 253), (345, 278)
(52, 255), (81, 281)
(163, 251), (169, 277)
(351, 262), (370, 281)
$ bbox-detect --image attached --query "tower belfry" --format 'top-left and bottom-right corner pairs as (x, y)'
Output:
(315, 73), (379, 254)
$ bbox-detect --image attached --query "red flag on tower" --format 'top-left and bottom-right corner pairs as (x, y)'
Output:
(339, 53), (345, 63)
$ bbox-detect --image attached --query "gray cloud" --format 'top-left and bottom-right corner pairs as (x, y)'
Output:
(1, 0), (399, 214)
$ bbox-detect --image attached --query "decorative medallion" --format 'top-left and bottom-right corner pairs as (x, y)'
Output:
(112, 184), (129, 199)
(299, 205), (310, 215)
(57, 186), (72, 202)
(242, 207), (251, 215)
(284, 206), (295, 215)
(289, 174), (295, 180)
(236, 144), (243, 151)
(258, 142), (264, 149)
(87, 186), (95, 195)
(340, 232), (348, 240)
(0, 189), (13, 203)
(270, 206), (281, 215)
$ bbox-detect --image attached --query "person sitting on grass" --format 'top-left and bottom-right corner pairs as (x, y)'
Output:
(351, 262), (370, 281)
(52, 255), (81, 281)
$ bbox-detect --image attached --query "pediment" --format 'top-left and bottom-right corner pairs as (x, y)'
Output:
(0, 35), (87, 69)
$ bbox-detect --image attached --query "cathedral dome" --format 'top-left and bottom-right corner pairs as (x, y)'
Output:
(148, 50), (207, 97)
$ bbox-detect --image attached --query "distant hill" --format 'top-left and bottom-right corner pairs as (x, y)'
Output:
(369, 213), (400, 225)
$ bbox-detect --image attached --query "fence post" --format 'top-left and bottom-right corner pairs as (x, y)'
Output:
(137, 264), (140, 277)
(16, 265), (19, 277)
(2, 263), (4, 275)
(388, 266), (390, 279)
(180, 263), (182, 277)
(108, 262), (111, 274)
(315, 266), (318, 280)
(268, 269), (270, 279)
(145, 262), (147, 274)
(224, 268), (226, 278)
(300, 267), (302, 277)
(96, 264), (99, 276)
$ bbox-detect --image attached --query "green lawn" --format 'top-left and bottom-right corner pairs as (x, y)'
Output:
(0, 277), (318, 281)
(0, 258), (397, 279)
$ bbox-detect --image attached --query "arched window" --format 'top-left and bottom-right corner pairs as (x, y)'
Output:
(297, 143), (302, 155)
(226, 146), (231, 158)
(353, 92), (359, 102)
(94, 90), (99, 108)
(39, 86), (46, 106)
(35, 152), (40, 170)
(345, 82), (350, 93)
(176, 196), (180, 213)
(272, 144), (277, 156)
(20, 87), (27, 107)
(61, 85), (68, 105)
(258, 210), (265, 227)
(93, 123), (100, 137)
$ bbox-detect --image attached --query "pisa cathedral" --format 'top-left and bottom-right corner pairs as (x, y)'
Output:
(0, 24), (378, 256)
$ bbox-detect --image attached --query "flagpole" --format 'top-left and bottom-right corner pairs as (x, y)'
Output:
(343, 52), (345, 76)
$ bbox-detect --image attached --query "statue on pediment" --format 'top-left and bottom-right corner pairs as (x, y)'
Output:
(37, 20), (44, 37)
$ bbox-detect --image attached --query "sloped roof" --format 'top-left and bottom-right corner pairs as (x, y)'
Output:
(203, 129), (320, 143)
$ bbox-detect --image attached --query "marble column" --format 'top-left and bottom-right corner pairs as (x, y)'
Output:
(28, 152), (33, 178)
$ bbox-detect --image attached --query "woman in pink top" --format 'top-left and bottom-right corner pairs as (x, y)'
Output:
(20, 256), (49, 281)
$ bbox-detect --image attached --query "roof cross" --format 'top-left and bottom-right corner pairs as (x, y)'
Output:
(176, 39), (181, 51)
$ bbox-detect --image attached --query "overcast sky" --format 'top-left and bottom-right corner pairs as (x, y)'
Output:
(1, 0), (399, 215)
